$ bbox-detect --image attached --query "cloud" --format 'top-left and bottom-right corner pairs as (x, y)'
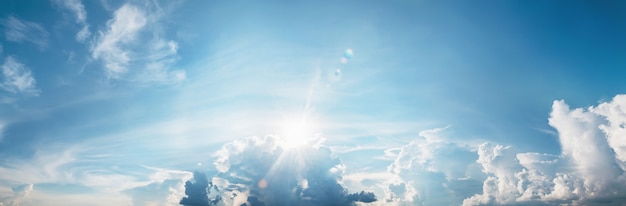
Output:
(180, 135), (377, 206)
(123, 167), (193, 206)
(1, 184), (33, 206)
(1, 16), (49, 49)
(377, 95), (626, 206)
(0, 141), (196, 205)
(91, 4), (146, 78)
(179, 172), (221, 206)
(384, 127), (484, 205)
(91, 3), (185, 83)
(1, 56), (39, 96)
(0, 122), (4, 142)
(52, 0), (91, 42)
(462, 95), (626, 205)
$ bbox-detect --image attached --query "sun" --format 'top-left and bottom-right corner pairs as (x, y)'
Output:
(277, 112), (319, 149)
(281, 121), (312, 149)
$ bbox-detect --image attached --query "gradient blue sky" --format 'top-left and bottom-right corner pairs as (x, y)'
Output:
(2, 0), (626, 205)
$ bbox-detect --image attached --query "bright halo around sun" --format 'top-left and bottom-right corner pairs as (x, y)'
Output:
(281, 121), (312, 149)
(277, 114), (319, 149)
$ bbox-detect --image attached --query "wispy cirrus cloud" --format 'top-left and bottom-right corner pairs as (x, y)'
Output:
(91, 3), (185, 83)
(1, 16), (49, 49)
(52, 0), (91, 42)
(0, 123), (4, 143)
(91, 4), (145, 78)
(0, 142), (193, 206)
(1, 56), (39, 96)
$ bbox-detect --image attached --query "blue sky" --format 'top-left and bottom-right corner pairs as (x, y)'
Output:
(2, 0), (626, 205)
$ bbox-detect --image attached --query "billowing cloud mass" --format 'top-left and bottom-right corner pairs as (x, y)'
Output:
(1, 56), (39, 95)
(178, 94), (626, 206)
(384, 127), (484, 205)
(180, 136), (377, 206)
(91, 3), (185, 83)
(52, 0), (90, 42)
(1, 16), (49, 49)
(378, 95), (626, 205)
(462, 95), (626, 205)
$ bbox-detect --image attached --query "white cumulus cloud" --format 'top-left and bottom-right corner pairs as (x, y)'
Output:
(377, 95), (626, 205)
(385, 127), (484, 206)
(463, 95), (626, 205)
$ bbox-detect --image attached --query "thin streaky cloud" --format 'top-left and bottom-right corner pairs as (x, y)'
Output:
(1, 16), (49, 49)
(0, 123), (4, 143)
(52, 0), (91, 42)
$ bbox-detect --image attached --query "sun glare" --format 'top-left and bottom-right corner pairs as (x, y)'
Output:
(282, 121), (312, 149)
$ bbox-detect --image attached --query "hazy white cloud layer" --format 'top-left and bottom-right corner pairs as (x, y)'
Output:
(0, 144), (193, 206)
(1, 56), (39, 96)
(91, 3), (185, 83)
(0, 184), (33, 206)
(1, 17), (49, 49)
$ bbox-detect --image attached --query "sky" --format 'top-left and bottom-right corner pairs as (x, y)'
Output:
(1, 0), (626, 205)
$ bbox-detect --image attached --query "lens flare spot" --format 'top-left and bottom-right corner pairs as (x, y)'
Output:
(300, 179), (309, 189)
(258, 179), (268, 189)
(335, 68), (342, 76)
(340, 57), (348, 64)
(344, 48), (353, 59)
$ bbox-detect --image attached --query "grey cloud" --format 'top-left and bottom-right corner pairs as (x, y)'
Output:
(346, 191), (376, 203)
(180, 171), (221, 206)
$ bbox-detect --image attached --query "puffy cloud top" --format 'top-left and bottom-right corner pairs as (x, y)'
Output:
(464, 95), (626, 205)
(180, 136), (377, 206)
